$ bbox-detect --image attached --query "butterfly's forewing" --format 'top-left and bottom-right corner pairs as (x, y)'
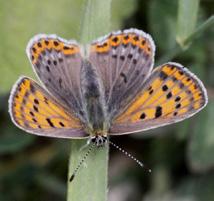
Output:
(110, 63), (208, 135)
(26, 35), (85, 121)
(9, 77), (87, 138)
(88, 28), (155, 119)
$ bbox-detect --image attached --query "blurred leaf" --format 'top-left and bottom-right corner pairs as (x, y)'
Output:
(188, 101), (214, 172)
(36, 172), (66, 197)
(0, 132), (35, 154)
(111, 0), (137, 30)
(176, 0), (199, 48)
(150, 165), (171, 195)
(175, 120), (190, 140)
(0, 94), (35, 153)
(144, 174), (214, 201)
(148, 0), (177, 52)
(175, 174), (214, 201)
(0, 164), (40, 201)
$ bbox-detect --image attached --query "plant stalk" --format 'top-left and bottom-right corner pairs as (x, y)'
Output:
(67, 1), (112, 201)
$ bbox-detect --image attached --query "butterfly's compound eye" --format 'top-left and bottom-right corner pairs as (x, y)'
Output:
(90, 137), (96, 143)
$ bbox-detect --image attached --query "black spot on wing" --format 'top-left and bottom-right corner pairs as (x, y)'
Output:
(120, 72), (127, 83)
(59, 78), (62, 88)
(159, 71), (168, 80)
(155, 106), (162, 118)
(133, 35), (139, 41)
(175, 96), (181, 102)
(37, 42), (42, 48)
(128, 54), (133, 59)
(53, 41), (59, 46)
(140, 113), (146, 119)
(53, 60), (57, 65)
(32, 47), (37, 53)
(133, 59), (137, 64)
(162, 85), (168, 91)
(46, 118), (55, 128)
(30, 83), (36, 94)
(59, 58), (63, 63)
(173, 112), (178, 116)
(59, 122), (65, 127)
(176, 103), (181, 109)
(120, 55), (125, 61)
(29, 111), (35, 116)
(46, 65), (50, 72)
(179, 83), (184, 89)
(112, 36), (119, 43)
(34, 98), (39, 105)
(33, 105), (39, 112)
(141, 39), (146, 45)
(32, 118), (37, 123)
(149, 89), (154, 94)
(166, 92), (172, 99)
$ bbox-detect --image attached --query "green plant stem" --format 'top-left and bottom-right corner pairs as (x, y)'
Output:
(184, 15), (214, 45)
(67, 1), (112, 201)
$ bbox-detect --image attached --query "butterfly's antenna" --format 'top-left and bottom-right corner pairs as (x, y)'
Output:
(69, 143), (95, 182)
(109, 140), (151, 173)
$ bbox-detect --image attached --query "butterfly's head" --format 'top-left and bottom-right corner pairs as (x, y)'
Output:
(90, 135), (108, 147)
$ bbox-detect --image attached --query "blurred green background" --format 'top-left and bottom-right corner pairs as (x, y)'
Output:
(0, 0), (214, 201)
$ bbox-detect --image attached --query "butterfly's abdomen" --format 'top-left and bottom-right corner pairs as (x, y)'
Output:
(80, 60), (108, 135)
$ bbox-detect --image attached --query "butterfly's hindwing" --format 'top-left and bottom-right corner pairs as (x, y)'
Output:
(110, 62), (208, 135)
(9, 77), (88, 138)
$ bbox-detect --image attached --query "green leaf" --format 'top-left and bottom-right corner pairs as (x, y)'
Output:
(188, 101), (214, 172)
(176, 0), (199, 48)
(148, 0), (177, 52)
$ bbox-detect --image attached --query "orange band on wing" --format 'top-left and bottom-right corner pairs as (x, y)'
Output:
(30, 39), (80, 64)
(90, 32), (152, 55)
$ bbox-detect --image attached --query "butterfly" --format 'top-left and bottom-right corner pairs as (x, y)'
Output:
(9, 28), (208, 147)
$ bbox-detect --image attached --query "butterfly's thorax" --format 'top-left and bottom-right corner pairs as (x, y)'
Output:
(80, 60), (109, 136)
